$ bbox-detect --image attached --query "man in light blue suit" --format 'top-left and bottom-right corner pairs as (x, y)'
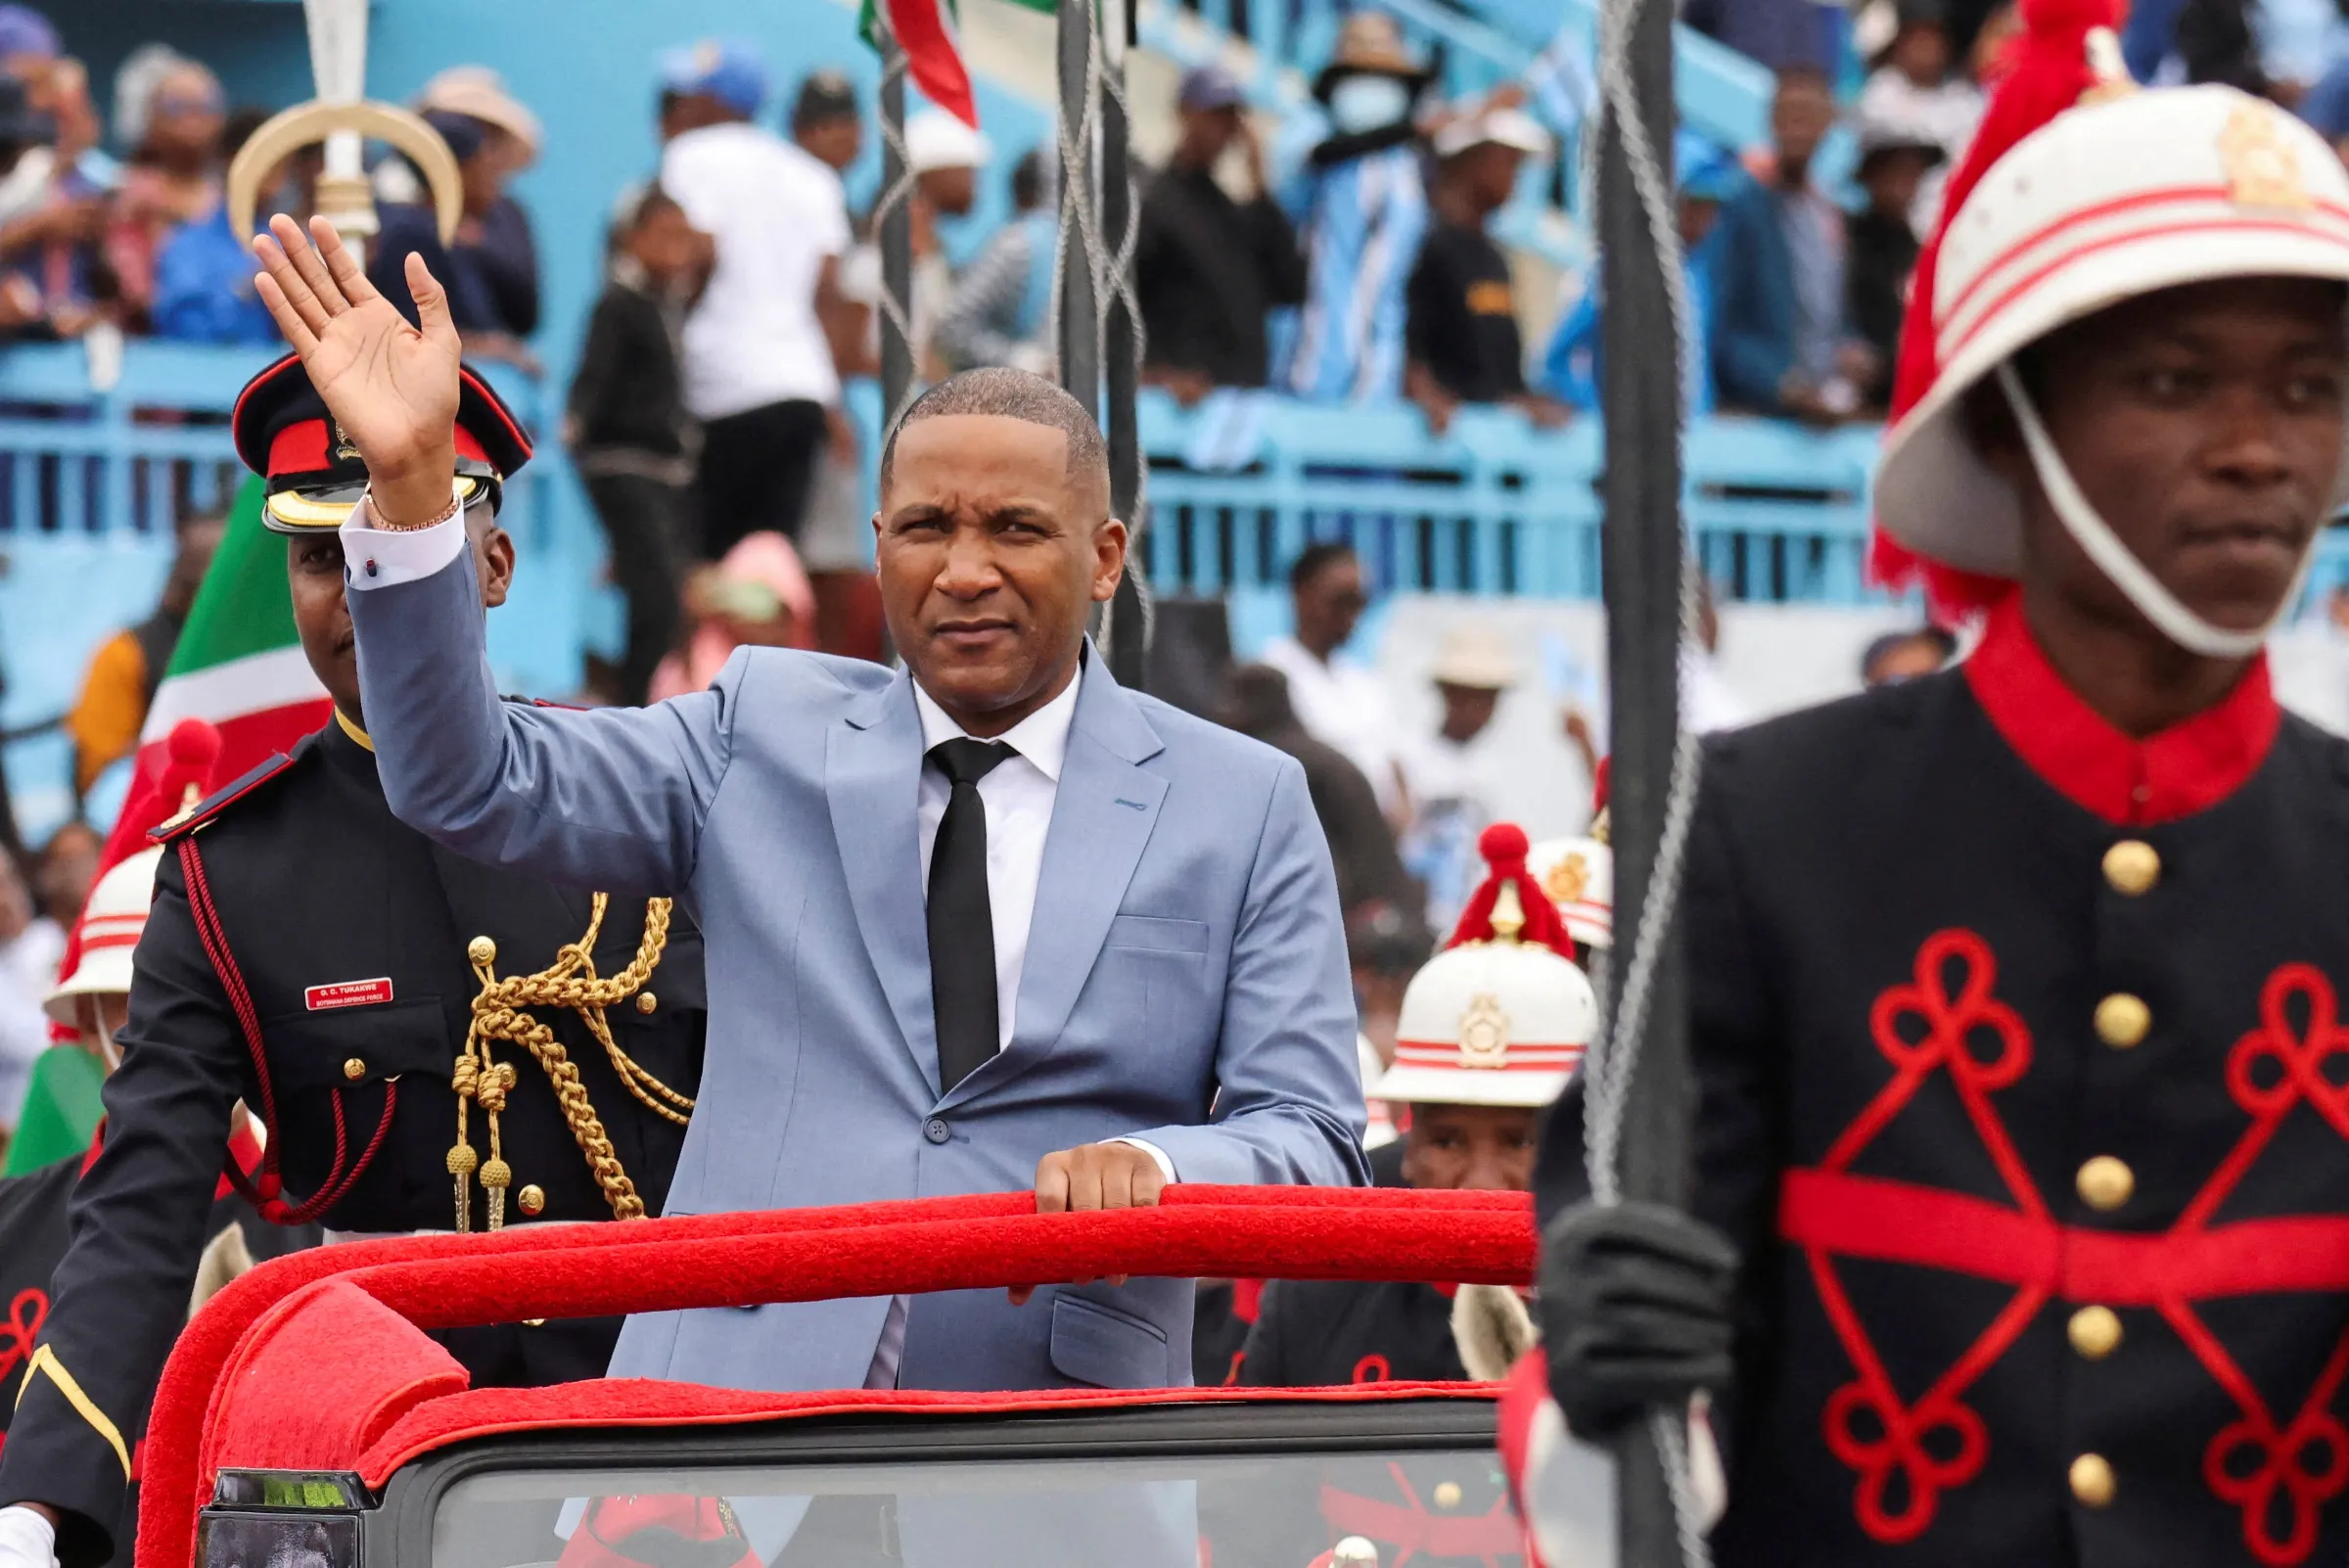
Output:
(249, 213), (1368, 1397)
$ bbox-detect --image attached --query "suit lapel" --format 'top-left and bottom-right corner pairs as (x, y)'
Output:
(826, 671), (942, 1096)
(945, 660), (1167, 1108)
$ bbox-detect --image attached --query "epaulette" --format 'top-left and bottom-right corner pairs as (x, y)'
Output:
(149, 753), (298, 843)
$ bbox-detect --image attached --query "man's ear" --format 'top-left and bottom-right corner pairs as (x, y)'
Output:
(1091, 517), (1129, 604)
(477, 522), (517, 610)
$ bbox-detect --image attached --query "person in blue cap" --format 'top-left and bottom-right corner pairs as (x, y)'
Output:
(1134, 64), (1306, 399)
(656, 36), (852, 562)
(1537, 131), (1739, 420)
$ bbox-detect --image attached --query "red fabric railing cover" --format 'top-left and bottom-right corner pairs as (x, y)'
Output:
(141, 1185), (1535, 1568)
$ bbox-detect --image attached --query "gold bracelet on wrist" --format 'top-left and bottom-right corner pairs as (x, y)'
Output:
(363, 480), (465, 533)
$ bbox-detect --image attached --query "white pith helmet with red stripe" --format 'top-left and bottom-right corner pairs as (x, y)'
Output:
(1870, 0), (2349, 648)
(1377, 823), (1595, 1108)
(1527, 834), (1612, 951)
(45, 846), (163, 1023)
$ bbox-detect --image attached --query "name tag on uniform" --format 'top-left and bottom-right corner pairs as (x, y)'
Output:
(306, 978), (394, 1011)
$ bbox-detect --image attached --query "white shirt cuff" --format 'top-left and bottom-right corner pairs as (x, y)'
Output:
(0, 1504), (58, 1568)
(340, 489), (468, 589)
(1111, 1137), (1177, 1184)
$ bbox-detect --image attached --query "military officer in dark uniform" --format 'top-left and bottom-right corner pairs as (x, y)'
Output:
(0, 355), (708, 1568)
(1532, 17), (2349, 1568)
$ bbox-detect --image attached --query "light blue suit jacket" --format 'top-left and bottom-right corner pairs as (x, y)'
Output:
(347, 548), (1368, 1394)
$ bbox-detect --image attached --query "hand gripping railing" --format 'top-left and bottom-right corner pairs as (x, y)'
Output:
(139, 1184), (1536, 1568)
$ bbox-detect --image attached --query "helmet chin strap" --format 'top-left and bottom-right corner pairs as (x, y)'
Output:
(1996, 362), (2313, 660)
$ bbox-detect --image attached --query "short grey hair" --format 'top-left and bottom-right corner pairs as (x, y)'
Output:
(878, 367), (1109, 495)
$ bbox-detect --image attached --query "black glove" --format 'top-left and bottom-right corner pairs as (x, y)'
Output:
(1539, 1199), (1737, 1438)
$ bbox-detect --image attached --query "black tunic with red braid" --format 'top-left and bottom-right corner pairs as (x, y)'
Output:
(0, 717), (706, 1568)
(1539, 594), (2349, 1568)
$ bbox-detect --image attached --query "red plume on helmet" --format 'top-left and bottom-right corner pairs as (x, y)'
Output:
(109, 718), (222, 855)
(1868, 0), (2124, 619)
(1446, 823), (1577, 959)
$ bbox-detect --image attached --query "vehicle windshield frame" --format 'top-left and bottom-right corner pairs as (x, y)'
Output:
(382, 1396), (1502, 1568)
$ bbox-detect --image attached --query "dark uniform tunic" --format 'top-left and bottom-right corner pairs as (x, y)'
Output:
(0, 717), (707, 1567)
(1540, 595), (2349, 1567)
(1239, 1278), (1469, 1388)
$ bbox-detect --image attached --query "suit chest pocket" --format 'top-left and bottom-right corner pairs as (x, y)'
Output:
(1096, 916), (1214, 1061)
(257, 997), (452, 1094)
(1104, 915), (1209, 956)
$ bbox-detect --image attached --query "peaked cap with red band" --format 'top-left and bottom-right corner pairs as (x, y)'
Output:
(1376, 824), (1595, 1108)
(230, 351), (533, 533)
(1870, 0), (2349, 615)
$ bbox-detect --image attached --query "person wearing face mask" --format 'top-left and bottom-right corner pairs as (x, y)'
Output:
(1284, 13), (1437, 403)
(1525, 9), (2349, 1566)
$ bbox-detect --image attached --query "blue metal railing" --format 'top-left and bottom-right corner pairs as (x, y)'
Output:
(0, 343), (605, 845)
(1135, 390), (1885, 604)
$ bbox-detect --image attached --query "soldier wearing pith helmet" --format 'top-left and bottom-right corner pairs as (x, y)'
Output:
(0, 354), (710, 1568)
(1531, 2), (2349, 1564)
(1244, 824), (1591, 1391)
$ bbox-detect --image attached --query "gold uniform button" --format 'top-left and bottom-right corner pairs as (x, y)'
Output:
(2078, 1156), (2135, 1212)
(2096, 993), (2151, 1048)
(2102, 840), (2160, 896)
(635, 992), (658, 1015)
(2069, 1305), (2123, 1360)
(2070, 1453), (2116, 1507)
(342, 1057), (366, 1082)
(468, 935), (497, 966)
(517, 1183), (546, 1217)
(1432, 1482), (1462, 1510)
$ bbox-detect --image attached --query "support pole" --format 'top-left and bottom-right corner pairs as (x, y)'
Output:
(1099, 0), (1147, 687)
(1594, 0), (1689, 1556)
(1056, 0), (1101, 410)
(878, 23), (915, 432)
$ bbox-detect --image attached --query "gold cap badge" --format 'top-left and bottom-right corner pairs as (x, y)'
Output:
(1543, 851), (1589, 907)
(2221, 105), (2312, 211)
(1457, 992), (1511, 1067)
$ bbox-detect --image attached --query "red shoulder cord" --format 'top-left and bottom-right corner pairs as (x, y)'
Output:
(1781, 932), (2349, 1563)
(175, 837), (397, 1226)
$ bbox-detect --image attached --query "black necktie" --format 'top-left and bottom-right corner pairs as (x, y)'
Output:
(928, 737), (1013, 1091)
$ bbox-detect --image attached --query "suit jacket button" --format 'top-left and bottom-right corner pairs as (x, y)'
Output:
(343, 1057), (366, 1082)
(2070, 1453), (2115, 1507)
(635, 992), (658, 1014)
(925, 1118), (951, 1144)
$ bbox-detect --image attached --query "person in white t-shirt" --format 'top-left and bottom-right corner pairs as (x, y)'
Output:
(657, 38), (852, 561)
(1258, 541), (1405, 816)
(1397, 623), (1517, 933)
